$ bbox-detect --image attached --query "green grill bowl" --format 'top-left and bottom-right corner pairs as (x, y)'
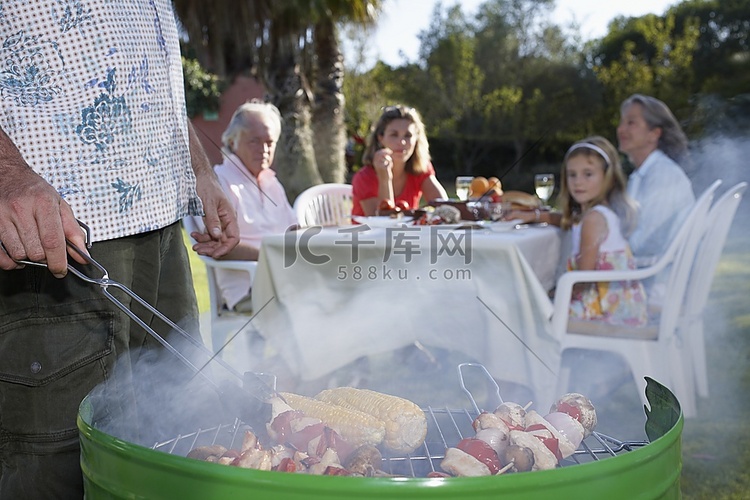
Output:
(78, 395), (682, 499)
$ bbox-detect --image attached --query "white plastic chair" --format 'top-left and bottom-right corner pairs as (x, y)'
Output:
(293, 183), (353, 227)
(680, 181), (747, 398)
(550, 179), (722, 417)
(182, 216), (257, 354)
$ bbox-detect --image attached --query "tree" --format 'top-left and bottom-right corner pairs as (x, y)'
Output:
(669, 0), (750, 97)
(172, 0), (382, 199)
(310, 1), (384, 185)
(410, 0), (595, 179)
(341, 0), (746, 187)
(587, 0), (750, 140)
(417, 5), (485, 137)
(589, 12), (700, 128)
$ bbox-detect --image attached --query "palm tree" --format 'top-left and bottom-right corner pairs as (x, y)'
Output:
(172, 0), (382, 199)
(312, 14), (346, 184)
(311, 1), (382, 184)
(262, 2), (324, 197)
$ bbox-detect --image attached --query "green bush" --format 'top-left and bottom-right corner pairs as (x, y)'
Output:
(182, 57), (224, 119)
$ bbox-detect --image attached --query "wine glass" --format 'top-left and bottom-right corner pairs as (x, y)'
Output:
(534, 173), (555, 207)
(455, 176), (473, 201)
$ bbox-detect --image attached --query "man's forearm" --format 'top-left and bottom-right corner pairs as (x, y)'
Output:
(187, 121), (214, 178)
(0, 126), (32, 174)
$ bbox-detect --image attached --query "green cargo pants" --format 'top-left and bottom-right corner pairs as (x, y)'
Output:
(0, 222), (202, 499)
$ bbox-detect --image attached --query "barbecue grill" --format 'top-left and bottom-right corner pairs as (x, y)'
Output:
(56, 231), (681, 498)
(78, 366), (683, 499)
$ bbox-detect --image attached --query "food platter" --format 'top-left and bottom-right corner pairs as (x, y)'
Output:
(352, 216), (414, 228)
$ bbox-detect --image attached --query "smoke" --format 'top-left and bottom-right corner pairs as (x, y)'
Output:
(689, 134), (750, 213)
(681, 130), (750, 473)
(86, 328), (257, 447)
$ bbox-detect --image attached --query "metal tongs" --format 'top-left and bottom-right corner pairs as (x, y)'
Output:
(5, 221), (279, 430)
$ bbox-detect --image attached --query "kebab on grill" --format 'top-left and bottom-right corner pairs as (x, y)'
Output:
(550, 392), (598, 438)
(494, 401), (528, 429)
(344, 444), (383, 476)
(524, 410), (581, 460)
(440, 445), (497, 477)
(187, 427), (309, 473)
(187, 387), (426, 477)
(439, 393), (595, 477)
(500, 444), (535, 473)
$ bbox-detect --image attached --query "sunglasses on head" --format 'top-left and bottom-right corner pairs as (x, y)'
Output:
(381, 105), (414, 117)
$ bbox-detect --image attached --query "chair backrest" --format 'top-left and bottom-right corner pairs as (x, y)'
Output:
(683, 181), (747, 314)
(654, 179), (722, 339)
(293, 183), (353, 227)
(655, 179), (722, 277)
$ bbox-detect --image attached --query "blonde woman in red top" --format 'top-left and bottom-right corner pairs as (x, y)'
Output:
(352, 105), (447, 216)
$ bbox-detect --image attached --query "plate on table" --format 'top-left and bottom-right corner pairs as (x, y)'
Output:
(352, 215), (414, 228)
(488, 219), (524, 232)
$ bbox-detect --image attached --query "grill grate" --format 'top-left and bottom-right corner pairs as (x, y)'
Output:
(152, 363), (649, 476)
(151, 405), (648, 477)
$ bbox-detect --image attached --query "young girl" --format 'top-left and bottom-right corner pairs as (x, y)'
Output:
(560, 136), (648, 326)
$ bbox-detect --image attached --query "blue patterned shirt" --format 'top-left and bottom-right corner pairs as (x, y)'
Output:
(0, 0), (201, 242)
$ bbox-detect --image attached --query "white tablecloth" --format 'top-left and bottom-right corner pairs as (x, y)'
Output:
(251, 224), (563, 406)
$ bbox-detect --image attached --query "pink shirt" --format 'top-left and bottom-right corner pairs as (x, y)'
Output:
(351, 163), (436, 216)
(213, 154), (297, 308)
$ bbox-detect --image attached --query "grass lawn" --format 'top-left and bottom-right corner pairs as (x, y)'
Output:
(184, 214), (750, 497)
(679, 226), (750, 498)
(183, 230), (210, 314)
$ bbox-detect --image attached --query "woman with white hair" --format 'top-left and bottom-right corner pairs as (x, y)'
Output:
(191, 100), (297, 312)
(617, 94), (695, 264)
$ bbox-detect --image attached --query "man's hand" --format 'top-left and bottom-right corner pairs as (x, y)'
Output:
(191, 175), (239, 259)
(187, 122), (239, 259)
(0, 131), (87, 277)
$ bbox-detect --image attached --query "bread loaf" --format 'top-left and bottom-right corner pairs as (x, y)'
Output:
(501, 190), (541, 209)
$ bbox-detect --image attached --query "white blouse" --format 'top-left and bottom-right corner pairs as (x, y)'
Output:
(627, 149), (695, 260)
(213, 154), (297, 308)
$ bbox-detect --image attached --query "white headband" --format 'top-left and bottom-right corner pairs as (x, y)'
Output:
(565, 142), (611, 168)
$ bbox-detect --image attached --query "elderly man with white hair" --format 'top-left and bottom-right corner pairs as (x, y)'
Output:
(190, 100), (297, 312)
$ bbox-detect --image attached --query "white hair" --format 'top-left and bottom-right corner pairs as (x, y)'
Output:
(221, 100), (282, 153)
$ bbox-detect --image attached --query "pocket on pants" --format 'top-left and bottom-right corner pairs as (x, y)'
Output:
(0, 305), (116, 437)
(0, 311), (114, 386)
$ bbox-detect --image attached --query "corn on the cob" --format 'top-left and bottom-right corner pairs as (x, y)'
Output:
(279, 392), (386, 448)
(315, 387), (427, 454)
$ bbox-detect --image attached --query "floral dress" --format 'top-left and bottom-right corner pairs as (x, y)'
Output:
(568, 205), (648, 326)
